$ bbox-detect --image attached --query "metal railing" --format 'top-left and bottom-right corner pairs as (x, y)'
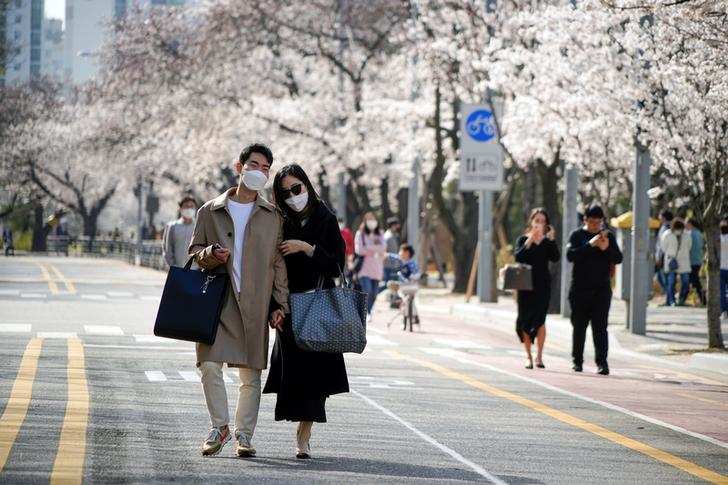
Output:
(63, 236), (168, 271)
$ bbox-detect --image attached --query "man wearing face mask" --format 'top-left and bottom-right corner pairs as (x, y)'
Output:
(188, 143), (289, 458)
(163, 196), (198, 268)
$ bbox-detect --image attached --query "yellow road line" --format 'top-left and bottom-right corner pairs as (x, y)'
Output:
(50, 339), (89, 485)
(37, 264), (59, 295)
(0, 338), (43, 471)
(389, 350), (728, 484)
(48, 264), (77, 294)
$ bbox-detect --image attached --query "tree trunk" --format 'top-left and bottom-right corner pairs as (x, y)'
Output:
(31, 204), (47, 252)
(397, 187), (408, 240)
(537, 157), (562, 313)
(317, 169), (331, 207)
(523, 164), (537, 223)
(704, 222), (725, 349)
(380, 177), (392, 222)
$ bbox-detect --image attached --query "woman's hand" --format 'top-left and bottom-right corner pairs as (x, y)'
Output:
(546, 226), (556, 241)
(279, 239), (314, 256)
(269, 309), (285, 330)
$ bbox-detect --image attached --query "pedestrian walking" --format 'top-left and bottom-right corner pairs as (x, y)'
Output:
(162, 196), (198, 268)
(660, 219), (692, 306)
(355, 212), (386, 321)
(263, 163), (349, 460)
(514, 208), (560, 369)
(339, 217), (355, 259)
(188, 143), (289, 458)
(2, 226), (14, 256)
(721, 219), (728, 319)
(566, 205), (623, 376)
(655, 210), (674, 302)
(686, 218), (706, 306)
(382, 217), (402, 286)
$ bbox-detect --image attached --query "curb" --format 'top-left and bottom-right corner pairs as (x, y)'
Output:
(689, 352), (728, 376)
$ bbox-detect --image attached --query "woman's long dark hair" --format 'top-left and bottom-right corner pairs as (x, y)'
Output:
(524, 207), (550, 234)
(359, 211), (381, 236)
(272, 163), (321, 221)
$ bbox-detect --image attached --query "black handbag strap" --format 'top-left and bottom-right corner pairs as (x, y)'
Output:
(184, 255), (195, 270)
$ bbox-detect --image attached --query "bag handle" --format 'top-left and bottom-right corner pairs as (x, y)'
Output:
(184, 255), (195, 270)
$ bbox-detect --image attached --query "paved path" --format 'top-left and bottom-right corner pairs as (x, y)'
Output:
(0, 256), (727, 483)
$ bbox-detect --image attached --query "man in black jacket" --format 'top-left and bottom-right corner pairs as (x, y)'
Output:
(566, 205), (623, 375)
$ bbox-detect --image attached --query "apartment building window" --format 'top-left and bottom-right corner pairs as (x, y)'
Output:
(15, 14), (22, 24)
(15, 0), (23, 8)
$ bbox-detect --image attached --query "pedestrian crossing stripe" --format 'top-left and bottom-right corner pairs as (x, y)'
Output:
(37, 332), (78, 339)
(0, 324), (32, 333)
(83, 325), (124, 336)
(81, 294), (108, 300)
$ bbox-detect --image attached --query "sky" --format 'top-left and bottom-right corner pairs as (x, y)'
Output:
(45, 0), (65, 26)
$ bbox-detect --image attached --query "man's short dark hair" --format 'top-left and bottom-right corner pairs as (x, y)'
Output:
(387, 217), (400, 228)
(660, 210), (674, 222)
(584, 205), (605, 220)
(400, 243), (415, 257)
(179, 196), (197, 207)
(239, 143), (273, 167)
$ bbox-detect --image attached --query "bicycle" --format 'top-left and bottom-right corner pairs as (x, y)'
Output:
(386, 280), (420, 332)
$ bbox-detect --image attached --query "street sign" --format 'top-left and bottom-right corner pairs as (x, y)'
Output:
(458, 104), (504, 192)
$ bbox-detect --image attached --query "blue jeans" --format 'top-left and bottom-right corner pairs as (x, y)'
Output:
(359, 277), (379, 315)
(656, 268), (671, 301)
(721, 269), (728, 313)
(666, 272), (690, 306)
(378, 267), (396, 295)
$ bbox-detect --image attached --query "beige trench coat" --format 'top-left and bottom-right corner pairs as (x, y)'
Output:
(188, 188), (289, 370)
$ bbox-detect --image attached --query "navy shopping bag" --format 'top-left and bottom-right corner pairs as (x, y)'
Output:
(153, 256), (228, 345)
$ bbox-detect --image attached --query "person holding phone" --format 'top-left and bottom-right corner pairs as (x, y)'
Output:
(566, 205), (623, 375)
(514, 208), (560, 369)
(188, 143), (289, 458)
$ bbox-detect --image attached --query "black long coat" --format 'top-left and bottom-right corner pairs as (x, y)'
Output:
(514, 235), (560, 342)
(263, 202), (349, 418)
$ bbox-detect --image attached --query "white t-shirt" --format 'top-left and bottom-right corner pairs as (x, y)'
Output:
(227, 199), (255, 293)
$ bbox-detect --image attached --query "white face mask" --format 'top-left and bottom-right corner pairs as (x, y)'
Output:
(285, 192), (309, 212)
(181, 208), (196, 220)
(242, 169), (268, 191)
(366, 220), (378, 231)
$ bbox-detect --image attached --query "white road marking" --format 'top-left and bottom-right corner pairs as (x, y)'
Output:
(178, 371), (200, 382)
(107, 291), (134, 298)
(352, 389), (506, 484)
(392, 380), (415, 386)
(420, 347), (728, 451)
(434, 338), (492, 350)
(0, 289), (20, 296)
(140, 295), (161, 301)
(134, 335), (172, 344)
(84, 344), (192, 351)
(37, 332), (77, 339)
(81, 294), (108, 300)
(84, 325), (124, 336)
(20, 293), (47, 299)
(145, 371), (167, 382)
(366, 335), (398, 347)
(0, 324), (32, 333)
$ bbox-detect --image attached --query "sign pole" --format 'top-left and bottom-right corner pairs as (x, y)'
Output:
(629, 138), (650, 335)
(477, 190), (495, 303)
(407, 158), (420, 269)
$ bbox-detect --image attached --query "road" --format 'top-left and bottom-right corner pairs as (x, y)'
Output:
(0, 255), (727, 484)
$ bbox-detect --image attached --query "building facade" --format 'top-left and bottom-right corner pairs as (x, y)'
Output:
(2, 0), (44, 85)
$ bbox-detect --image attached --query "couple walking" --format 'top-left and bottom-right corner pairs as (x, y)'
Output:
(188, 143), (348, 459)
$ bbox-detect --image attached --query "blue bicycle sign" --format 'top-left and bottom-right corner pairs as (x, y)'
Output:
(465, 109), (496, 142)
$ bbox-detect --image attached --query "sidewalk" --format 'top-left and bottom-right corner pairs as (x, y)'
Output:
(416, 288), (728, 377)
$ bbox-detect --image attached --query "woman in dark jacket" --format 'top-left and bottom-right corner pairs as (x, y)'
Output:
(263, 163), (349, 459)
(514, 208), (560, 369)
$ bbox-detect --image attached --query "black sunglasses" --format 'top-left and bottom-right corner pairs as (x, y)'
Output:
(281, 183), (304, 198)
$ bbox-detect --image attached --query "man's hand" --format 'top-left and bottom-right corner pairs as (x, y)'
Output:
(279, 239), (313, 256)
(596, 234), (610, 251)
(213, 245), (230, 263)
(269, 309), (285, 330)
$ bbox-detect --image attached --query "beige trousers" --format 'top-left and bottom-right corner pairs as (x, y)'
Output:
(199, 361), (261, 440)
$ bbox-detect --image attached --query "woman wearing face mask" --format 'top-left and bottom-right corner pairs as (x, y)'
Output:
(263, 163), (349, 460)
(660, 218), (693, 306)
(355, 212), (386, 321)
